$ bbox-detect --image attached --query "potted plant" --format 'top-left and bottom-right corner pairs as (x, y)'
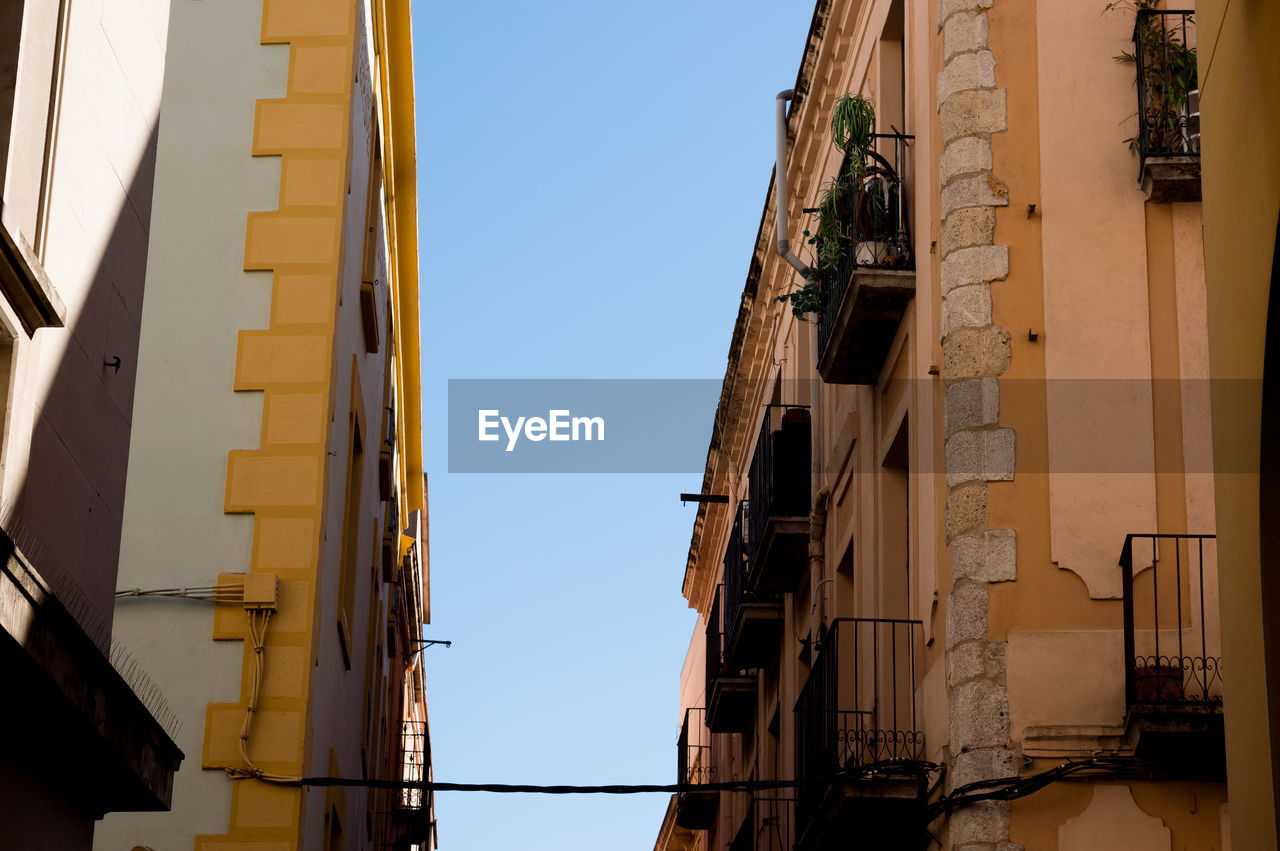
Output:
(776, 93), (879, 319)
(1109, 1), (1198, 156)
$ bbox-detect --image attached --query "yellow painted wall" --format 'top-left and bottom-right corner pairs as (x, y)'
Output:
(1198, 0), (1280, 845)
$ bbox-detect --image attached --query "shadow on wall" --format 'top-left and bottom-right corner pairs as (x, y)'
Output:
(4, 116), (161, 657)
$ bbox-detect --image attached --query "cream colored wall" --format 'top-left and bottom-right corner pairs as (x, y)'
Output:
(0, 0), (170, 635)
(93, 0), (287, 846)
(304, 1), (398, 840)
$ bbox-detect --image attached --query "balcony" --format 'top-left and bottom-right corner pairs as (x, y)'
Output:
(378, 720), (434, 850)
(724, 502), (783, 671)
(707, 585), (757, 734)
(814, 133), (916, 385)
(1131, 10), (1200, 202)
(747, 408), (811, 594)
(675, 707), (719, 830)
(794, 618), (928, 851)
(1120, 534), (1224, 776)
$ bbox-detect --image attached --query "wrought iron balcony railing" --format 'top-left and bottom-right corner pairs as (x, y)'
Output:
(723, 500), (783, 670)
(794, 617), (924, 829)
(394, 720), (430, 813)
(706, 583), (758, 733)
(747, 407), (812, 593)
(751, 794), (794, 851)
(676, 707), (719, 830)
(1132, 9), (1198, 169)
(1120, 533), (1222, 708)
(722, 501), (751, 650)
(814, 132), (914, 359)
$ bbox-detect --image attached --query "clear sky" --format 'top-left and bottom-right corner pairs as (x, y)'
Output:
(415, 2), (811, 847)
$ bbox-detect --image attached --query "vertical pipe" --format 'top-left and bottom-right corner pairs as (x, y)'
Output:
(775, 90), (809, 276)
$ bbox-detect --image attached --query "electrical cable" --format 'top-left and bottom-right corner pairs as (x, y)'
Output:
(294, 760), (940, 795)
(926, 756), (1216, 821)
(225, 608), (302, 785)
(115, 583), (243, 602)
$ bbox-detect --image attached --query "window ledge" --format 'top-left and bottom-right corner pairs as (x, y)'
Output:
(0, 203), (64, 335)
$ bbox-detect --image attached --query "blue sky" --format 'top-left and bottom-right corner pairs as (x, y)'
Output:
(415, 3), (811, 847)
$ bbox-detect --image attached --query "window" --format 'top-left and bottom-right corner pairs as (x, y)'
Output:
(337, 362), (366, 668)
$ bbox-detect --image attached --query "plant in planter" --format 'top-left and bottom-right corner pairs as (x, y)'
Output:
(1109, 0), (1198, 156)
(776, 94), (878, 320)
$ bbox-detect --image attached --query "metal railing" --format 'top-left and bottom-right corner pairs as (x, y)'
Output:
(706, 585), (725, 695)
(747, 407), (812, 572)
(377, 720), (433, 850)
(1133, 9), (1199, 171)
(722, 501), (751, 649)
(395, 720), (430, 812)
(794, 618), (923, 827)
(1120, 533), (1222, 707)
(678, 707), (717, 786)
(751, 794), (794, 851)
(815, 132), (914, 357)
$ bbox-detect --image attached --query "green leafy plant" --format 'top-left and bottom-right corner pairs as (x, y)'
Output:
(832, 93), (878, 178)
(775, 266), (824, 321)
(1108, 1), (1198, 155)
(776, 92), (882, 320)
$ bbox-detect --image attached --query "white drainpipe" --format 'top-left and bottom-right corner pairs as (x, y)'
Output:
(775, 89), (809, 276)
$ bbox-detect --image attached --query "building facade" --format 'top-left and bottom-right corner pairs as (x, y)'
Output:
(1197, 0), (1280, 847)
(0, 0), (182, 846)
(658, 1), (1226, 849)
(83, 0), (432, 849)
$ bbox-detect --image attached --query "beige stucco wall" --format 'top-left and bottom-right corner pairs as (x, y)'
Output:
(94, 0), (287, 845)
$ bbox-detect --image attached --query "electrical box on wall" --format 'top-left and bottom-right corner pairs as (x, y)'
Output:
(242, 573), (279, 611)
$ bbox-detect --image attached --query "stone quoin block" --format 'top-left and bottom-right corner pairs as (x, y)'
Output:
(943, 12), (989, 61)
(942, 283), (993, 338)
(944, 377), (1000, 437)
(940, 88), (1009, 142)
(950, 679), (1010, 749)
(945, 428), (1016, 487)
(938, 50), (997, 109)
(942, 205), (997, 254)
(947, 581), (989, 647)
(941, 172), (1010, 219)
(951, 529), (1018, 583)
(942, 244), (1009, 294)
(951, 800), (1013, 844)
(941, 135), (995, 184)
(950, 746), (1019, 789)
(946, 482), (989, 541)
(948, 640), (987, 686)
(939, 0), (995, 31)
(942, 325), (1013, 381)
